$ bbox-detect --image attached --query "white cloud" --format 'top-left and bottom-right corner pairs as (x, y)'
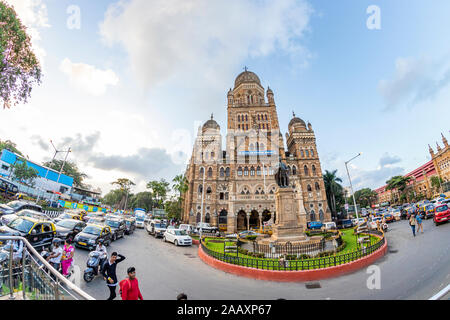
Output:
(5, 0), (50, 67)
(59, 58), (119, 96)
(379, 55), (450, 109)
(99, 0), (313, 88)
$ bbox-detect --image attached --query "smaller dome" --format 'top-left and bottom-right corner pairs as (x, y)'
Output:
(202, 114), (220, 131)
(289, 117), (306, 129)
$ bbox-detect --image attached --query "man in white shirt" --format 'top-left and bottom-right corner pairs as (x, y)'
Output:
(47, 238), (63, 272)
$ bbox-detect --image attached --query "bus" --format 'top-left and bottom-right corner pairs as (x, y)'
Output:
(134, 208), (147, 228)
(0, 177), (19, 197)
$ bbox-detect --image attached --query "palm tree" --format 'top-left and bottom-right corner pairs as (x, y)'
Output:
(385, 176), (412, 204)
(111, 178), (135, 210)
(323, 169), (343, 219)
(172, 174), (189, 220)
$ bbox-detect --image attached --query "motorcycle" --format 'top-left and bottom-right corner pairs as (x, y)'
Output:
(83, 250), (106, 282)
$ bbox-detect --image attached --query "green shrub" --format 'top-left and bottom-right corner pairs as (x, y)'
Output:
(246, 235), (257, 240)
(298, 254), (311, 260)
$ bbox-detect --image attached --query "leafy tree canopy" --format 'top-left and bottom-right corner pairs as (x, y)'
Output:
(43, 159), (88, 188)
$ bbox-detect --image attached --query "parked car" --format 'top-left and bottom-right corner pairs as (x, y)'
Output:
(54, 211), (84, 224)
(83, 212), (104, 223)
(195, 222), (219, 234)
(105, 218), (126, 241)
(238, 230), (260, 240)
(335, 219), (351, 229)
(179, 224), (195, 235)
(1, 209), (48, 226)
(383, 213), (394, 223)
(323, 221), (338, 231)
(54, 219), (86, 240)
(307, 221), (323, 230)
(433, 204), (450, 226)
(163, 229), (192, 246)
(0, 216), (55, 250)
(0, 200), (42, 216)
(147, 220), (167, 238)
(368, 216), (388, 231)
(351, 217), (366, 226)
(86, 217), (106, 225)
(74, 224), (112, 250)
(124, 218), (136, 235)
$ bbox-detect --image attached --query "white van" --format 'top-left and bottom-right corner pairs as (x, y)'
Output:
(322, 222), (337, 231)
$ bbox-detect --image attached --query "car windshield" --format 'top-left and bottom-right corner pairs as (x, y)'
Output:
(174, 230), (187, 236)
(58, 213), (72, 219)
(83, 226), (102, 236)
(56, 219), (78, 229)
(155, 223), (165, 228)
(6, 201), (22, 209)
(106, 220), (120, 228)
(436, 205), (448, 212)
(8, 218), (34, 233)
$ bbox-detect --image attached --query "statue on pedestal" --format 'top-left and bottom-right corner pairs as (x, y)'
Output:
(274, 159), (289, 188)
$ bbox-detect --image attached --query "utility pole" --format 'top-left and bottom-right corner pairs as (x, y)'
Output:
(345, 152), (363, 220)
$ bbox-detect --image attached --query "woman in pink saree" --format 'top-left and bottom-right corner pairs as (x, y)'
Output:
(61, 238), (75, 276)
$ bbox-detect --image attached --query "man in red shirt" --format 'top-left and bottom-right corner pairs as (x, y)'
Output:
(121, 267), (143, 300)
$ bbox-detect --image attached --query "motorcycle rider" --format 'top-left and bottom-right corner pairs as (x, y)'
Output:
(95, 239), (108, 273)
(47, 238), (63, 272)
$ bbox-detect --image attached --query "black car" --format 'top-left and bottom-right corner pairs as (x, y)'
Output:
(74, 224), (112, 250)
(124, 218), (136, 235)
(0, 200), (42, 217)
(54, 219), (87, 240)
(104, 219), (126, 241)
(0, 216), (55, 251)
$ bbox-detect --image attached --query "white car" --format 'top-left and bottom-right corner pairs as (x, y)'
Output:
(322, 221), (337, 231)
(163, 229), (192, 246)
(351, 218), (366, 226)
(179, 224), (195, 234)
(368, 217), (388, 231)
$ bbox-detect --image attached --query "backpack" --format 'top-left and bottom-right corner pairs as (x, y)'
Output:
(119, 278), (131, 298)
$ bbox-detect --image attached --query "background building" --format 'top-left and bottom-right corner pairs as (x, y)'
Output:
(181, 70), (331, 233)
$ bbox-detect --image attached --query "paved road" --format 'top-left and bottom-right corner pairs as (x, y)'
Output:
(72, 219), (450, 300)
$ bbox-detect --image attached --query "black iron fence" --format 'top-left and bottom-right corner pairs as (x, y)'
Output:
(252, 240), (325, 258)
(200, 234), (385, 271)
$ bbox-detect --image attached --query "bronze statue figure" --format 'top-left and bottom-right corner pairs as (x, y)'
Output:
(275, 159), (289, 188)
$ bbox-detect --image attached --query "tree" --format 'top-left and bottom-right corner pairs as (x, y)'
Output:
(164, 197), (182, 220)
(103, 188), (127, 209)
(385, 175), (412, 204)
(0, 1), (42, 109)
(172, 174), (188, 216)
(111, 178), (135, 210)
(0, 139), (23, 156)
(353, 188), (378, 208)
(146, 179), (170, 208)
(430, 176), (443, 194)
(11, 160), (38, 186)
(323, 169), (344, 219)
(129, 191), (153, 212)
(43, 159), (88, 188)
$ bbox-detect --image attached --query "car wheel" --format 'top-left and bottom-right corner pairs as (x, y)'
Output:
(174, 240), (178, 246)
(163, 236), (166, 242)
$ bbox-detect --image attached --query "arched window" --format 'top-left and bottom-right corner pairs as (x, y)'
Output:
(300, 150), (304, 158)
(199, 167), (204, 176)
(211, 152), (214, 159)
(245, 114), (248, 121)
(198, 185), (203, 193)
(287, 166), (291, 175)
(306, 150), (309, 157)
(225, 167), (230, 177)
(292, 166), (297, 175)
(312, 165), (316, 176)
(311, 149), (314, 157)
(206, 187), (212, 194)
(237, 167), (243, 176)
(258, 114), (260, 121)
(319, 209), (324, 222)
(244, 167), (249, 176)
(250, 167), (255, 176)
(262, 124), (265, 129)
(304, 165), (309, 176)
(307, 185), (312, 192)
(220, 167), (225, 177)
(315, 182), (320, 190)
(238, 115), (241, 122)
(208, 167), (213, 177)
(310, 210), (316, 222)
(265, 114), (268, 120)
(249, 143), (254, 151)
(256, 166), (261, 175)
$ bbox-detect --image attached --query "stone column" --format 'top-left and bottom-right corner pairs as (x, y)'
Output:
(259, 213), (263, 230)
(246, 213), (250, 230)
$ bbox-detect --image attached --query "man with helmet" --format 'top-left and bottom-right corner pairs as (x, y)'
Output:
(95, 239), (108, 273)
(47, 238), (63, 272)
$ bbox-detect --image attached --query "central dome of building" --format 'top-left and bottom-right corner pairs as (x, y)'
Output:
(234, 69), (261, 88)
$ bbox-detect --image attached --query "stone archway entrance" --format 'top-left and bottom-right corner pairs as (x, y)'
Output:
(249, 210), (260, 229)
(262, 210), (271, 223)
(236, 210), (247, 231)
(219, 210), (227, 231)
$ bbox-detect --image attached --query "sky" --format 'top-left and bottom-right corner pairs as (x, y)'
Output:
(1, 0), (450, 196)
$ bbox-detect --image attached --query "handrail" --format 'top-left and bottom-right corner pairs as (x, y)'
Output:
(429, 284), (450, 300)
(0, 235), (95, 300)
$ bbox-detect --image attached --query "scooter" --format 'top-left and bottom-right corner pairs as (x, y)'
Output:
(83, 251), (106, 282)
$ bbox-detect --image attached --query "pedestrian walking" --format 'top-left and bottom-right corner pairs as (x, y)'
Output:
(409, 214), (417, 237)
(120, 267), (143, 300)
(61, 238), (74, 277)
(416, 214), (424, 234)
(101, 252), (126, 300)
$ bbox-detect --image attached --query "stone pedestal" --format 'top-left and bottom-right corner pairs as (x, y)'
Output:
(260, 187), (306, 244)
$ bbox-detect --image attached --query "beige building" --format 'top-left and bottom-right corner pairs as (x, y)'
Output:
(430, 133), (450, 185)
(181, 70), (331, 233)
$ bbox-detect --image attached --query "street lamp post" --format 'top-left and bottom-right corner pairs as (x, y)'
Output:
(345, 152), (363, 220)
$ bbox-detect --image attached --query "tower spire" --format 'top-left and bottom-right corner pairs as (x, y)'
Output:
(429, 144), (434, 156)
(442, 133), (448, 147)
(436, 142), (442, 151)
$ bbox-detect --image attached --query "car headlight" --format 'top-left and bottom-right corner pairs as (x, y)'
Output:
(88, 239), (96, 244)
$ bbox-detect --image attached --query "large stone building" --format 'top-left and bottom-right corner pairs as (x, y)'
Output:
(375, 132), (450, 204)
(181, 70), (331, 233)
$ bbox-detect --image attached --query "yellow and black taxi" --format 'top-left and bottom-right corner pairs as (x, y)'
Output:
(419, 204), (435, 220)
(0, 216), (55, 250)
(74, 223), (112, 250)
(53, 211), (85, 224)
